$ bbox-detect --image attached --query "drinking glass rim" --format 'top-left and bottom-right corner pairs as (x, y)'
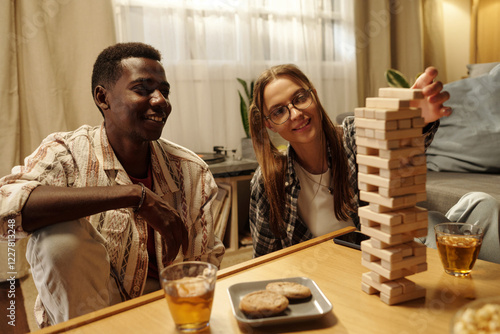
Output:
(160, 261), (218, 281)
(434, 222), (484, 237)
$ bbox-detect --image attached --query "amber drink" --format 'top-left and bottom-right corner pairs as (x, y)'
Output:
(435, 223), (483, 277)
(161, 262), (217, 332)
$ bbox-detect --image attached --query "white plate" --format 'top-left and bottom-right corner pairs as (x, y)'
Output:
(227, 276), (332, 327)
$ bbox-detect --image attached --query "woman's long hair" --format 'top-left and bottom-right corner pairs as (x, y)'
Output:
(249, 64), (354, 237)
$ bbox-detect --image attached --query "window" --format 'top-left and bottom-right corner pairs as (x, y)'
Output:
(113, 0), (356, 153)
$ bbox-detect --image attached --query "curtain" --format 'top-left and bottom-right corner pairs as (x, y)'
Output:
(354, 0), (448, 104)
(0, 0), (116, 176)
(421, 0), (447, 81)
(354, 0), (425, 104)
(113, 0), (357, 154)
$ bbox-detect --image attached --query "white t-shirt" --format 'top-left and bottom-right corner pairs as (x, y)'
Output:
(294, 162), (354, 237)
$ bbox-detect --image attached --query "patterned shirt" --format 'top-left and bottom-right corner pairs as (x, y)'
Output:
(0, 124), (225, 314)
(249, 116), (439, 257)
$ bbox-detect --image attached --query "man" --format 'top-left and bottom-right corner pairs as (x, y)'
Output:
(0, 42), (225, 327)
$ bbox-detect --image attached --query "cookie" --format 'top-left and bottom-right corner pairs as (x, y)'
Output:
(266, 281), (312, 300)
(239, 290), (289, 318)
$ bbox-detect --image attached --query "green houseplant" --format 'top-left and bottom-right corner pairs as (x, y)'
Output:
(385, 68), (411, 88)
(237, 78), (254, 138)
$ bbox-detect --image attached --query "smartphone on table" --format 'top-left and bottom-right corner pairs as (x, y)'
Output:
(333, 231), (370, 250)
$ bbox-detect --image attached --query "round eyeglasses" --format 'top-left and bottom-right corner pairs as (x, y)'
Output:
(264, 89), (313, 125)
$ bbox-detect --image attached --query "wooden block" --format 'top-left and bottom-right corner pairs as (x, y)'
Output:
(378, 146), (425, 160)
(354, 107), (365, 118)
(410, 154), (426, 166)
(381, 254), (427, 271)
(378, 183), (426, 197)
(397, 118), (412, 129)
(416, 192), (427, 202)
(370, 238), (391, 249)
(411, 242), (426, 257)
(356, 136), (401, 150)
(369, 203), (396, 214)
(396, 207), (428, 223)
(355, 107), (378, 119)
(375, 128), (422, 140)
(357, 155), (400, 170)
(414, 174), (426, 185)
(359, 165), (379, 174)
(360, 217), (379, 227)
(375, 108), (422, 120)
(411, 137), (425, 147)
(366, 97), (411, 109)
(398, 208), (417, 223)
(400, 176), (415, 187)
(362, 272), (403, 297)
(357, 146), (379, 155)
(359, 182), (378, 192)
(379, 218), (428, 235)
(369, 271), (390, 284)
(362, 251), (379, 262)
(362, 206), (426, 224)
(411, 228), (428, 238)
(358, 206), (402, 226)
(364, 128), (376, 138)
(379, 165), (427, 179)
(361, 224), (415, 245)
(358, 173), (400, 189)
(414, 206), (428, 221)
(362, 282), (378, 295)
(399, 243), (414, 258)
(411, 262), (428, 274)
(395, 277), (416, 294)
(380, 285), (426, 305)
(356, 117), (398, 130)
(378, 87), (424, 100)
(361, 258), (408, 280)
(361, 239), (412, 262)
(359, 191), (417, 209)
(412, 117), (426, 128)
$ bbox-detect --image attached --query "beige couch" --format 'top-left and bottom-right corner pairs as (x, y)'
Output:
(420, 171), (500, 213)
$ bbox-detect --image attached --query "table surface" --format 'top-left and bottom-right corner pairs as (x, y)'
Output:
(37, 227), (500, 334)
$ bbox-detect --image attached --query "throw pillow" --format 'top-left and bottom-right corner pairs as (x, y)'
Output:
(466, 62), (500, 78)
(426, 64), (500, 173)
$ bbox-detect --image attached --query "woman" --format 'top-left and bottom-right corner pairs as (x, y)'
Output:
(248, 64), (454, 258)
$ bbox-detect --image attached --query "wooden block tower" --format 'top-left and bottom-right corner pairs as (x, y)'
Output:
(355, 87), (428, 305)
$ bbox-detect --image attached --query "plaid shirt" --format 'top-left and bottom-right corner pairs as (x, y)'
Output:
(249, 116), (439, 257)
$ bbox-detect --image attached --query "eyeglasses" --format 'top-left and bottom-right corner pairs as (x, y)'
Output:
(264, 89), (313, 125)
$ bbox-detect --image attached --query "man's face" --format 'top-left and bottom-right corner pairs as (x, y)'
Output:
(103, 57), (171, 147)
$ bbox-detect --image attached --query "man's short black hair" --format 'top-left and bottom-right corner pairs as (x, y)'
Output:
(91, 42), (162, 114)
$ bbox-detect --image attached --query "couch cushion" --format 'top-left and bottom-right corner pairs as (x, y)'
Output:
(467, 62), (500, 78)
(426, 64), (500, 173)
(420, 171), (500, 213)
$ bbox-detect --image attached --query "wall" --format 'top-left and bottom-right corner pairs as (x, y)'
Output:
(443, 0), (471, 83)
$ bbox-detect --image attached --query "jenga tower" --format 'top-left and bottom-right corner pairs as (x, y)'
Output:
(355, 87), (428, 305)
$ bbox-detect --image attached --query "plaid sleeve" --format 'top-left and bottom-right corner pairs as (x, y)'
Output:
(342, 116), (361, 227)
(249, 167), (282, 257)
(423, 120), (440, 149)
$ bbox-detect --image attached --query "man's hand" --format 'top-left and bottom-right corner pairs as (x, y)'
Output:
(411, 66), (452, 124)
(137, 187), (189, 264)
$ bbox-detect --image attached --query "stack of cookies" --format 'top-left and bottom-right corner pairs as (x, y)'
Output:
(239, 281), (311, 318)
(355, 87), (429, 305)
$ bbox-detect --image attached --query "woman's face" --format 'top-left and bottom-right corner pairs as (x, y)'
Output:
(263, 77), (322, 149)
